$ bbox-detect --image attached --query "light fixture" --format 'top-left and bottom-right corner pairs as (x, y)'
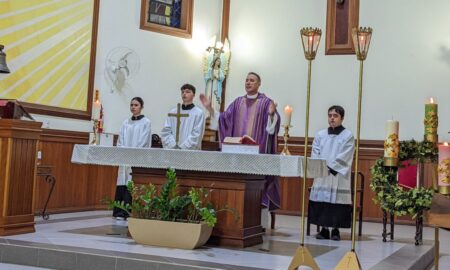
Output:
(206, 36), (229, 56)
(335, 26), (373, 270)
(288, 27), (322, 270)
(300, 27), (322, 60)
(352, 27), (372, 61)
(0, 44), (11, 74)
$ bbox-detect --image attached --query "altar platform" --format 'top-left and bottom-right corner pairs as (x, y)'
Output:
(1, 211), (447, 270)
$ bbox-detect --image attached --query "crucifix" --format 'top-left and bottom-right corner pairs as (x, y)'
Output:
(168, 103), (189, 149)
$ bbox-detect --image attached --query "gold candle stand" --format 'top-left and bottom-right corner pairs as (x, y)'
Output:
(90, 119), (99, 145)
(280, 125), (292, 155)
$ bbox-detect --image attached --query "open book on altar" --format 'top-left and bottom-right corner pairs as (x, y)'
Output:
(221, 135), (259, 154)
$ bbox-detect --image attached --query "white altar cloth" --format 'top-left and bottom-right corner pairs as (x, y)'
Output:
(71, 145), (328, 178)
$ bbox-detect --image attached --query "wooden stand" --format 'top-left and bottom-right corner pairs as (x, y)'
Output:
(0, 119), (42, 236)
(132, 168), (265, 248)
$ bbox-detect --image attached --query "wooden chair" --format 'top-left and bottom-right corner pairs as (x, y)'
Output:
(306, 171), (365, 237)
(151, 134), (163, 148)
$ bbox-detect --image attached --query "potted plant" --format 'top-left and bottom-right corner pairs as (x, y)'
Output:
(109, 168), (217, 249)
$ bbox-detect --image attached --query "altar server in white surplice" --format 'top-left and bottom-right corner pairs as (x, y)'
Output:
(161, 84), (205, 150)
(113, 97), (151, 219)
(308, 105), (354, 241)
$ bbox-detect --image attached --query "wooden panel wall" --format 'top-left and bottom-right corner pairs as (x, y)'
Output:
(34, 129), (117, 214)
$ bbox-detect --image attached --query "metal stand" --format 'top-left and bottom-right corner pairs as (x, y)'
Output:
(382, 209), (395, 242)
(415, 210), (423, 245)
(36, 165), (56, 220)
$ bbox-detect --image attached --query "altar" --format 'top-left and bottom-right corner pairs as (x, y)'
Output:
(71, 145), (328, 247)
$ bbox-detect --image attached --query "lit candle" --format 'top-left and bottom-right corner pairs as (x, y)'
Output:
(308, 36), (313, 53)
(284, 105), (292, 126)
(438, 142), (450, 194)
(424, 97), (438, 143)
(383, 120), (399, 166)
(92, 90), (101, 120)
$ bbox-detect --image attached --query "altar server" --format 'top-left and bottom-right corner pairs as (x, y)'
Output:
(161, 83), (205, 150)
(113, 97), (151, 219)
(308, 105), (355, 241)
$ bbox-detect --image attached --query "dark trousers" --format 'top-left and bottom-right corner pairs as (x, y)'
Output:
(112, 185), (131, 219)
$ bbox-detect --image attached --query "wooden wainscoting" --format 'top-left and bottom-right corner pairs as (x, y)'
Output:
(34, 129), (117, 214)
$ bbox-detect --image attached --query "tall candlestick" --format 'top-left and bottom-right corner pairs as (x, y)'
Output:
(438, 142), (450, 195)
(284, 105), (292, 126)
(424, 97), (438, 143)
(383, 120), (399, 166)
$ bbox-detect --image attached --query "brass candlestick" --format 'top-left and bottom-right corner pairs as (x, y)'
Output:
(335, 26), (373, 270)
(90, 119), (99, 145)
(288, 27), (321, 270)
(281, 125), (292, 155)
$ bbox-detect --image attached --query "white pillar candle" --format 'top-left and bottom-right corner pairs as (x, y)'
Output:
(438, 142), (450, 189)
(92, 90), (101, 120)
(383, 120), (399, 166)
(284, 105), (292, 126)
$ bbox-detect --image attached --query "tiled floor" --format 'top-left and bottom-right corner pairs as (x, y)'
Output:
(0, 211), (448, 270)
(0, 264), (51, 270)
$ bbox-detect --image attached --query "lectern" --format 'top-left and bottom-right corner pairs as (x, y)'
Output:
(0, 100), (41, 235)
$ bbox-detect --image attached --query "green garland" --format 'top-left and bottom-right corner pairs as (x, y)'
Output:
(370, 140), (437, 218)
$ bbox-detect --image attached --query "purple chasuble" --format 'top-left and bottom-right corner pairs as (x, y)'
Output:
(218, 93), (281, 209)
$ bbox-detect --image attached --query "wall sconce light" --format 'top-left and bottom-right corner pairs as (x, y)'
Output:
(0, 44), (10, 74)
(206, 36), (230, 56)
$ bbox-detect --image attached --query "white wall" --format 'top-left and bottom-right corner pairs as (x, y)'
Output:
(225, 0), (450, 141)
(32, 0), (450, 142)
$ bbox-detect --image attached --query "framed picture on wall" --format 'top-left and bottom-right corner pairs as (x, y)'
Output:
(140, 0), (194, 39)
(0, 0), (100, 120)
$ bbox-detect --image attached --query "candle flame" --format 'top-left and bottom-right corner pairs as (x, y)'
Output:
(94, 89), (100, 104)
(429, 97), (434, 104)
(444, 142), (449, 146)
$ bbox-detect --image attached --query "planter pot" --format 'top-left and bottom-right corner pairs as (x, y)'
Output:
(127, 218), (213, 249)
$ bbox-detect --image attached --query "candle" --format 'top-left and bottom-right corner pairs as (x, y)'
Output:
(284, 105), (292, 126)
(307, 36), (313, 53)
(92, 90), (101, 120)
(383, 120), (399, 166)
(438, 142), (450, 194)
(424, 97), (438, 143)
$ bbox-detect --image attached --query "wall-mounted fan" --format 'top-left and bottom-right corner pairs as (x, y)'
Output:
(104, 47), (140, 93)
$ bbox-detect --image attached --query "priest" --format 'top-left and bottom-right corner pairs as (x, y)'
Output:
(161, 84), (205, 150)
(200, 72), (281, 225)
(308, 105), (355, 241)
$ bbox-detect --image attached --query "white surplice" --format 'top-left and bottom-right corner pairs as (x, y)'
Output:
(309, 128), (355, 204)
(116, 116), (151, 185)
(160, 105), (205, 150)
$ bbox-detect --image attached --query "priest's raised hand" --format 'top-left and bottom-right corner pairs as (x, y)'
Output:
(200, 93), (214, 116)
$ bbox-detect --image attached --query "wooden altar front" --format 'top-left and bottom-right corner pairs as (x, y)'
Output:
(132, 168), (265, 248)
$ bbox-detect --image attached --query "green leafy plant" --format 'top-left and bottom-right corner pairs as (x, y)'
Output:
(370, 140), (437, 218)
(107, 168), (235, 227)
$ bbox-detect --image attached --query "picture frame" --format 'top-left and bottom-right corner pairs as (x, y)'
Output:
(140, 0), (194, 39)
(325, 0), (359, 55)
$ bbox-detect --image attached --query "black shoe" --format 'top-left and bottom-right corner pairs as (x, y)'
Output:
(316, 228), (330, 240)
(331, 228), (340, 241)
